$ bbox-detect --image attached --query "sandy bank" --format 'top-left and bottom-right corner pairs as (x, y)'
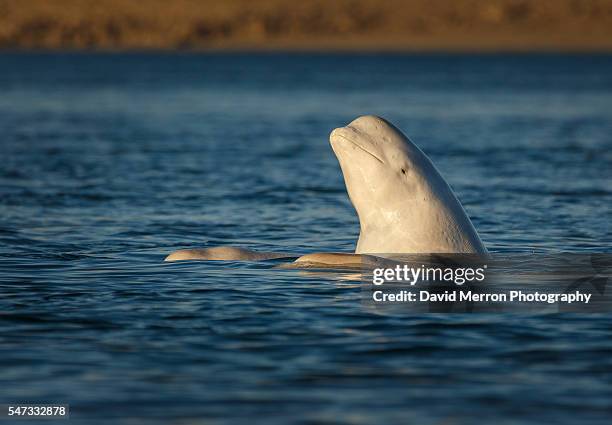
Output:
(1, 0), (612, 51)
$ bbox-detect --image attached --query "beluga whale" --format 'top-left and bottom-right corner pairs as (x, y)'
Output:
(165, 115), (487, 264)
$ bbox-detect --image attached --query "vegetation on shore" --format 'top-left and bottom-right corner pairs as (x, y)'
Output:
(2, 0), (612, 51)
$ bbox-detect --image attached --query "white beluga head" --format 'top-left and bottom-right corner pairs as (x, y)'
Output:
(330, 115), (487, 254)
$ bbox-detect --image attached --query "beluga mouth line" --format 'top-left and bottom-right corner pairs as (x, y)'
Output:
(334, 133), (384, 164)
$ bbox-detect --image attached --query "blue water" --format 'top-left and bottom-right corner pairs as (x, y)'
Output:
(1, 53), (611, 424)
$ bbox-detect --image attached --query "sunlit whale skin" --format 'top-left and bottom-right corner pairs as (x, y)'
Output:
(165, 115), (486, 263)
(165, 247), (292, 262)
(326, 115), (487, 255)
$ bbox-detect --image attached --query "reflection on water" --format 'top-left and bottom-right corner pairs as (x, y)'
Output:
(1, 53), (612, 424)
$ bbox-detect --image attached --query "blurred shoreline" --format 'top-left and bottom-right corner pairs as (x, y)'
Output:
(2, 0), (612, 52)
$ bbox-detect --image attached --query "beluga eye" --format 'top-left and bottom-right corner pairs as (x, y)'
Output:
(401, 168), (406, 175)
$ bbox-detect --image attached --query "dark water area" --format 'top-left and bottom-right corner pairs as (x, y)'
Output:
(0, 53), (611, 424)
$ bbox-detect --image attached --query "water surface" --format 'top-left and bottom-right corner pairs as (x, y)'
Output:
(0, 53), (611, 424)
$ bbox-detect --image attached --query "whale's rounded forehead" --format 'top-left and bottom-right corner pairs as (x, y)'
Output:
(331, 115), (414, 157)
(347, 115), (394, 131)
(343, 115), (408, 143)
(330, 115), (421, 168)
